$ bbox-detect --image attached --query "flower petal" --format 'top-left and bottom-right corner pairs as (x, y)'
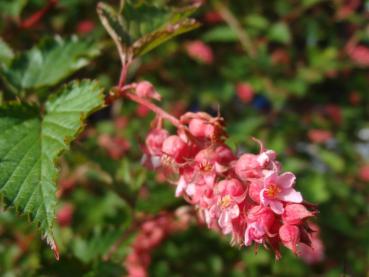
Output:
(277, 172), (296, 189)
(279, 188), (303, 203)
(269, 200), (284, 214)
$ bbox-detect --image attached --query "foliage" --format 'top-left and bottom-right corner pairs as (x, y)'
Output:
(0, 0), (369, 276)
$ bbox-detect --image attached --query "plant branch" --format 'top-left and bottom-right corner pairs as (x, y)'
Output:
(123, 91), (182, 128)
(213, 1), (257, 58)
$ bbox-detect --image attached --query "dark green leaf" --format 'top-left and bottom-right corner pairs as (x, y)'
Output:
(0, 80), (104, 250)
(0, 37), (100, 92)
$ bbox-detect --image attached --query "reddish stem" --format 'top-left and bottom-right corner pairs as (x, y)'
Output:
(124, 92), (181, 128)
(118, 62), (130, 89)
(20, 0), (58, 29)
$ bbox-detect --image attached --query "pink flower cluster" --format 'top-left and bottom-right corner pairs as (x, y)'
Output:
(142, 111), (321, 260)
(125, 209), (192, 277)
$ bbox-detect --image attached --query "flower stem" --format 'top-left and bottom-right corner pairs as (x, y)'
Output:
(124, 91), (182, 128)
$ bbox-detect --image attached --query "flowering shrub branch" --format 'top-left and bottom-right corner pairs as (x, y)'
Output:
(109, 59), (322, 261)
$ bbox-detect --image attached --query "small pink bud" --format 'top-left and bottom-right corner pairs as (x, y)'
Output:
(162, 135), (188, 162)
(146, 128), (169, 156)
(136, 81), (162, 101)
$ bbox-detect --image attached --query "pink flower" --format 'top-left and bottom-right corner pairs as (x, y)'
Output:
(185, 40), (214, 64)
(215, 179), (247, 234)
(260, 171), (302, 214)
(236, 82), (254, 103)
(244, 206), (276, 246)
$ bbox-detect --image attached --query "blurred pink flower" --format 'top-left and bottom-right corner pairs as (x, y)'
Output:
(359, 165), (369, 182)
(57, 203), (74, 227)
(236, 82), (254, 103)
(185, 40), (214, 64)
(346, 43), (369, 67)
(76, 20), (95, 34)
(308, 129), (332, 144)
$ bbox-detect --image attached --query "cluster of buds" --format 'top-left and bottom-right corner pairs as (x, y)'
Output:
(122, 81), (322, 261)
(124, 208), (192, 277)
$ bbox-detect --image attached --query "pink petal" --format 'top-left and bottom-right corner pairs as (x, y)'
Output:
(218, 211), (230, 228)
(259, 189), (269, 205)
(269, 200), (284, 214)
(175, 176), (186, 197)
(228, 204), (240, 218)
(264, 171), (277, 184)
(278, 188), (303, 203)
(277, 172), (296, 189)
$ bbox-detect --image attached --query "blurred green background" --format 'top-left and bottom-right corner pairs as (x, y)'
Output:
(1, 0), (369, 276)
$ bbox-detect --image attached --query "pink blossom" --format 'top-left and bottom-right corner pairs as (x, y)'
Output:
(245, 206), (276, 246)
(214, 179), (246, 234)
(185, 40), (214, 64)
(260, 171), (302, 214)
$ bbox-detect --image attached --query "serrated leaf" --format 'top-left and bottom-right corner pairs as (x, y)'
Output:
(122, 2), (199, 41)
(132, 18), (200, 56)
(97, 2), (200, 59)
(0, 37), (100, 92)
(0, 38), (14, 65)
(0, 80), (104, 253)
(97, 2), (132, 46)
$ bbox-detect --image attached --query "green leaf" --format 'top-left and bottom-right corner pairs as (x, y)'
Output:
(0, 0), (28, 18)
(98, 2), (200, 58)
(132, 18), (200, 56)
(0, 37), (100, 92)
(202, 25), (238, 43)
(268, 22), (291, 44)
(0, 38), (14, 65)
(0, 80), (104, 252)
(97, 2), (132, 47)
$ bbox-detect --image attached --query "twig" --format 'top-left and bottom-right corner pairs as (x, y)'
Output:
(124, 91), (182, 128)
(20, 0), (58, 29)
(213, 1), (257, 58)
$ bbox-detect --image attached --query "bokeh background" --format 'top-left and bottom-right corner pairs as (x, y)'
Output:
(1, 0), (369, 276)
